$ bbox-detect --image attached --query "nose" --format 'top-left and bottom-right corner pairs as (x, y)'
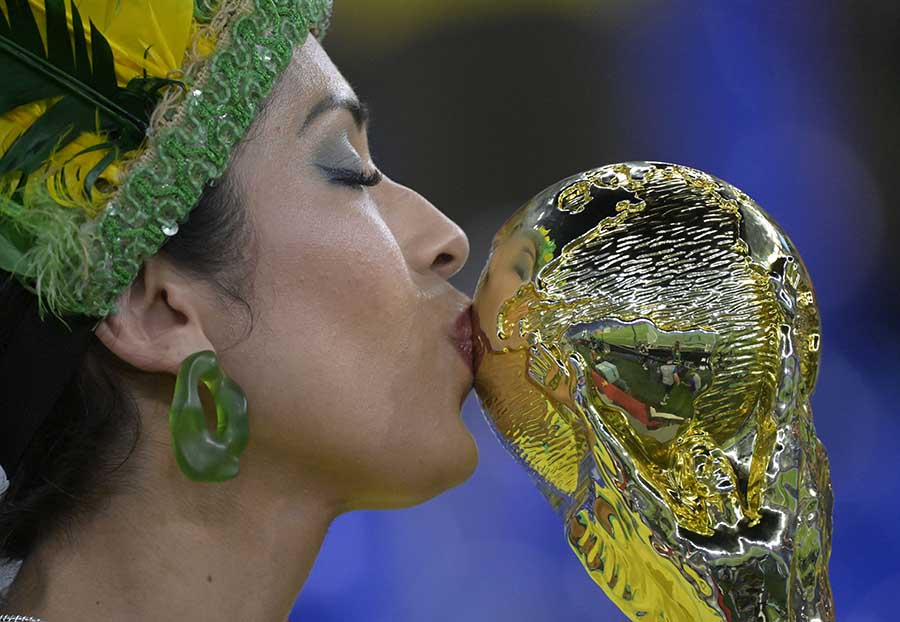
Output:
(379, 176), (470, 280)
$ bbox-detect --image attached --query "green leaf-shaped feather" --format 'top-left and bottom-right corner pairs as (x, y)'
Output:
(0, 0), (170, 179)
(0, 229), (31, 275)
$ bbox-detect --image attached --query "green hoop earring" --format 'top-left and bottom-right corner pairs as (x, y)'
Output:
(169, 350), (249, 482)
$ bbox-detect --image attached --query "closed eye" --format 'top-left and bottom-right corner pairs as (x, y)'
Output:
(319, 165), (383, 189)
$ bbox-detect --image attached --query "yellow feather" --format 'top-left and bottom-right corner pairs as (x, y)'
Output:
(1, 0), (197, 220)
(42, 130), (129, 218)
(0, 99), (125, 217)
(0, 100), (52, 155)
(27, 0), (195, 84)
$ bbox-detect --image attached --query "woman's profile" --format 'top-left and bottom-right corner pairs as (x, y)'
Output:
(0, 0), (477, 619)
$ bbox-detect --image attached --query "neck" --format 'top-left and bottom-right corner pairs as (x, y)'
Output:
(4, 399), (340, 622)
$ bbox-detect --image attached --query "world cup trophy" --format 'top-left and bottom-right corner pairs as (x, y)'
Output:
(471, 162), (834, 621)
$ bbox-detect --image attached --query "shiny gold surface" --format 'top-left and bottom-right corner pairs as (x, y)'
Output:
(472, 162), (834, 621)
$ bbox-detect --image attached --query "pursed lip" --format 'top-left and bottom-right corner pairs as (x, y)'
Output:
(450, 304), (474, 379)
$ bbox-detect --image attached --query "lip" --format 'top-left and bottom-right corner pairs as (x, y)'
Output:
(450, 304), (475, 379)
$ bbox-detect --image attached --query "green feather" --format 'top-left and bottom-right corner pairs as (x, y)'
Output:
(70, 0), (89, 83)
(45, 0), (73, 74)
(0, 0), (168, 179)
(0, 229), (33, 276)
(0, 199), (36, 276)
(83, 145), (118, 199)
(0, 182), (91, 316)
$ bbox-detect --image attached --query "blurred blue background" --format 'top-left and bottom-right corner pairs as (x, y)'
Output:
(292, 1), (899, 620)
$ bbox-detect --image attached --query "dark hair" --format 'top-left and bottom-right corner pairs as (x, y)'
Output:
(0, 154), (258, 591)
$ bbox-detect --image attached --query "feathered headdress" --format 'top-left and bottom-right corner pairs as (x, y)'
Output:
(0, 0), (333, 319)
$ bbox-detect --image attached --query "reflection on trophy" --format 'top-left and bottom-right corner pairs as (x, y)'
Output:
(472, 162), (834, 622)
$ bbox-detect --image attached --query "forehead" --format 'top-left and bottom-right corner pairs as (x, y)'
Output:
(275, 35), (357, 117)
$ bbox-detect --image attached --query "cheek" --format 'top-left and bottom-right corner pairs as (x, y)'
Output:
(248, 192), (419, 451)
(297, 207), (413, 356)
(232, 175), (475, 503)
(265, 184), (412, 333)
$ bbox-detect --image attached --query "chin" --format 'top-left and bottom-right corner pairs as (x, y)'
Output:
(417, 423), (479, 502)
(440, 426), (480, 488)
(368, 425), (479, 511)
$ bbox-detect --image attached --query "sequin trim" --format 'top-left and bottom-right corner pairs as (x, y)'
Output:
(68, 0), (333, 317)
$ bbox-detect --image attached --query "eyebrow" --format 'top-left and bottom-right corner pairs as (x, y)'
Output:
(299, 95), (370, 135)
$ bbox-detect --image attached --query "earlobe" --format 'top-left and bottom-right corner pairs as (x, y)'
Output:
(94, 257), (214, 376)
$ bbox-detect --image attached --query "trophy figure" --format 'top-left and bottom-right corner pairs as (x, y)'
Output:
(472, 162), (834, 622)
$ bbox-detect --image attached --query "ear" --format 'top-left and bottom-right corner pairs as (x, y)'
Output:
(94, 253), (215, 375)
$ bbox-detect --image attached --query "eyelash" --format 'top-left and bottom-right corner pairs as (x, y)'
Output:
(321, 166), (383, 190)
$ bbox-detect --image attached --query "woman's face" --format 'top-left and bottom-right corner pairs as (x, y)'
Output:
(204, 36), (477, 510)
(472, 228), (537, 354)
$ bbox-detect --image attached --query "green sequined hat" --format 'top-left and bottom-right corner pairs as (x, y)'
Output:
(0, 0), (333, 319)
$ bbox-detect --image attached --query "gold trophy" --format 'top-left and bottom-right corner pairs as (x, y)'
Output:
(472, 162), (834, 622)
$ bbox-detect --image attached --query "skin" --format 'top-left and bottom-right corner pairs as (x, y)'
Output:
(6, 34), (476, 621)
(474, 230), (573, 405)
(473, 229), (535, 353)
(477, 233), (532, 317)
